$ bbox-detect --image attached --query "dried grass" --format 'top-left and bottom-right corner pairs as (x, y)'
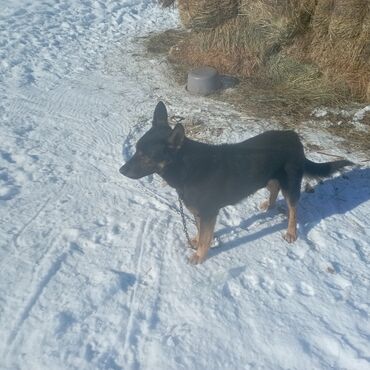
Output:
(145, 29), (187, 54)
(182, 0), (316, 71)
(201, 17), (274, 53)
(264, 55), (349, 104)
(295, 0), (370, 101)
(239, 0), (315, 27)
(169, 33), (259, 76)
(166, 0), (369, 102)
(328, 0), (367, 40)
(178, 0), (238, 30)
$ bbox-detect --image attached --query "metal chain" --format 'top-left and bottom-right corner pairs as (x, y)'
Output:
(178, 197), (222, 249)
(135, 181), (221, 248)
(178, 196), (195, 249)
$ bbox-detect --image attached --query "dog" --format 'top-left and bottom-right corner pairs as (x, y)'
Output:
(120, 101), (352, 264)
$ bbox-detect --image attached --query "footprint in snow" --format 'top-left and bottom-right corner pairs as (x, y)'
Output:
(54, 311), (76, 338)
(0, 183), (19, 201)
(325, 274), (352, 301)
(259, 276), (275, 291)
(298, 282), (315, 296)
(240, 274), (259, 290)
(223, 280), (242, 299)
(164, 323), (191, 347)
(0, 150), (16, 163)
(275, 283), (294, 298)
(0, 170), (20, 201)
(110, 270), (136, 293)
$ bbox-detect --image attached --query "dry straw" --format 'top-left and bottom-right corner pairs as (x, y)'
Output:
(160, 0), (370, 103)
(177, 0), (239, 30)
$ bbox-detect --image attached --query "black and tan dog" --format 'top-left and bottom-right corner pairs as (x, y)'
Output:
(120, 101), (352, 264)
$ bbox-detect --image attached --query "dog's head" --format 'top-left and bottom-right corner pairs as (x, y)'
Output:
(120, 101), (185, 179)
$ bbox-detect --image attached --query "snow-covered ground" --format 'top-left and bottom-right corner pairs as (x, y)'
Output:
(1, 1), (370, 369)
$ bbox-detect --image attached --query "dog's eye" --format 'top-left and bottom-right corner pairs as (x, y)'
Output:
(136, 150), (154, 163)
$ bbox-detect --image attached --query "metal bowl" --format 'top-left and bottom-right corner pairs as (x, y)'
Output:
(186, 66), (221, 96)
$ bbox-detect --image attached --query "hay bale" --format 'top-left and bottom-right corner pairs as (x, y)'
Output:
(266, 55), (321, 85)
(239, 0), (315, 30)
(328, 0), (367, 40)
(264, 54), (349, 103)
(169, 0), (370, 102)
(236, 0), (315, 61)
(178, 0), (239, 30)
(178, 1), (191, 27)
(197, 17), (268, 55)
(311, 0), (333, 38)
(305, 0), (370, 100)
(239, 0), (295, 22)
(169, 32), (260, 77)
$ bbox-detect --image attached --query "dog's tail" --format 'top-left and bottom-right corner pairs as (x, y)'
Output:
(304, 158), (353, 178)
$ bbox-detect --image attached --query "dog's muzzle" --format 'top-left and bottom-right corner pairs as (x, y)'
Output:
(119, 165), (128, 176)
(119, 157), (155, 179)
(119, 163), (139, 179)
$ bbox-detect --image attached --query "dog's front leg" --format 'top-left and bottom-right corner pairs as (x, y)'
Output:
(189, 215), (217, 264)
(190, 215), (200, 250)
(187, 207), (200, 249)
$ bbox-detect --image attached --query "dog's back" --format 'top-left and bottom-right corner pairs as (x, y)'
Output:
(176, 130), (304, 211)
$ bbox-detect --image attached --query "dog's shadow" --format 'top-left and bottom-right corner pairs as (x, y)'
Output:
(210, 166), (370, 258)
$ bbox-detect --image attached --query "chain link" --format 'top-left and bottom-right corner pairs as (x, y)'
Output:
(178, 196), (195, 249)
(178, 196), (222, 249)
(135, 180), (221, 248)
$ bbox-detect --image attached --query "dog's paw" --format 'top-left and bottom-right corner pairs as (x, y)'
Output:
(188, 252), (206, 265)
(190, 237), (198, 250)
(283, 231), (297, 243)
(259, 200), (270, 211)
(260, 200), (275, 211)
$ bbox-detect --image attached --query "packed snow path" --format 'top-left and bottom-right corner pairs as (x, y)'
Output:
(0, 1), (369, 369)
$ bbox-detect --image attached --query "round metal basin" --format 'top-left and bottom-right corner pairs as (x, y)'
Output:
(186, 66), (221, 96)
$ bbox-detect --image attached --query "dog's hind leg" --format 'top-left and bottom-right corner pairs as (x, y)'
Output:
(283, 195), (298, 243)
(189, 214), (217, 264)
(260, 179), (280, 211)
(281, 167), (302, 243)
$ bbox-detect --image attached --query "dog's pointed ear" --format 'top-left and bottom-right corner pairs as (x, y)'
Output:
(168, 123), (185, 150)
(152, 101), (169, 127)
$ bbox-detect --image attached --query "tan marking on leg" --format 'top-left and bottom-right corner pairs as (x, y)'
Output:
(282, 192), (298, 243)
(189, 215), (217, 264)
(190, 215), (200, 250)
(187, 207), (200, 250)
(260, 180), (280, 211)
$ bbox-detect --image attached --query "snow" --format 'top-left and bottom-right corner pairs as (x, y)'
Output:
(0, 0), (370, 369)
(353, 106), (370, 123)
(312, 107), (328, 118)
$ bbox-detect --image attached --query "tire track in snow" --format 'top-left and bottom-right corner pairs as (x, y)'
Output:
(11, 195), (51, 251)
(3, 182), (68, 357)
(5, 250), (68, 349)
(119, 214), (171, 369)
(121, 218), (150, 365)
(10, 181), (66, 252)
